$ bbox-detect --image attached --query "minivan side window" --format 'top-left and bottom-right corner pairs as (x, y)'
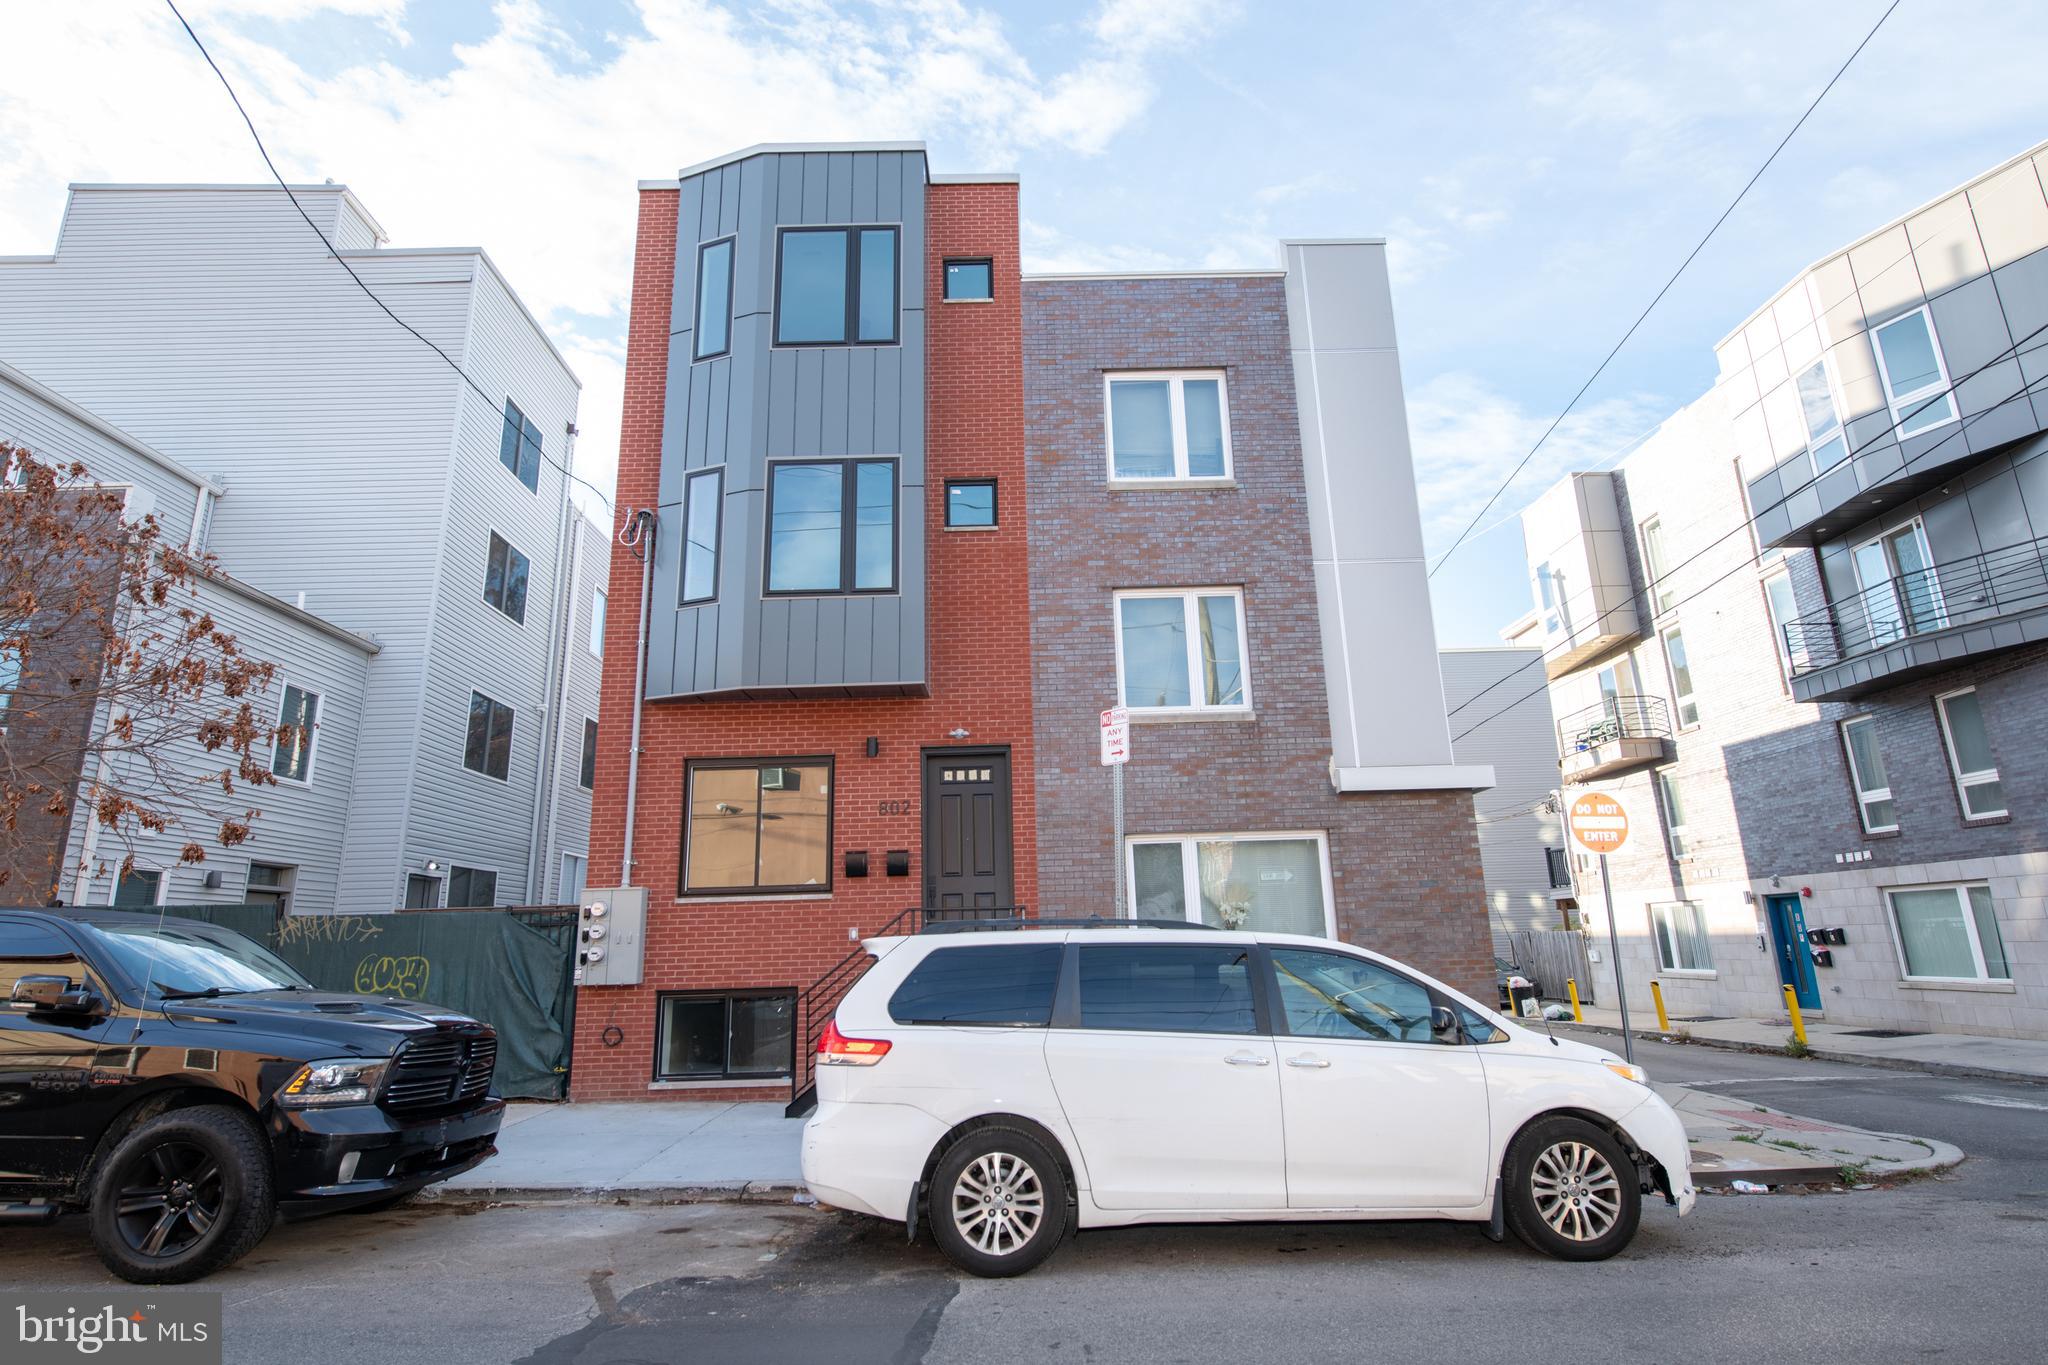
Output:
(889, 944), (1062, 1027)
(1075, 944), (1257, 1035)
(1269, 948), (1443, 1045)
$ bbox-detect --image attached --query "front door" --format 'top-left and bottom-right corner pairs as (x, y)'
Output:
(1764, 894), (1820, 1012)
(922, 750), (1013, 914)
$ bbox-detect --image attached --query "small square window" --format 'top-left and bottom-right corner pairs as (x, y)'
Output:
(448, 865), (497, 908)
(945, 478), (997, 528)
(943, 258), (993, 301)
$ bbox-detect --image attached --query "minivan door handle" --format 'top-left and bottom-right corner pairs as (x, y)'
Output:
(1223, 1052), (1271, 1068)
(1285, 1054), (1331, 1069)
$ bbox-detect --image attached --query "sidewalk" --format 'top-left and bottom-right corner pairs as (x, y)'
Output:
(425, 1087), (1956, 1203)
(1562, 1004), (2048, 1083)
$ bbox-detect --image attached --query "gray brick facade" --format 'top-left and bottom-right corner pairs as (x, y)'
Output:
(1022, 275), (1492, 998)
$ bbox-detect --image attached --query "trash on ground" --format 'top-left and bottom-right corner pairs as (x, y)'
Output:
(1729, 1180), (1769, 1194)
(1542, 1004), (1572, 1020)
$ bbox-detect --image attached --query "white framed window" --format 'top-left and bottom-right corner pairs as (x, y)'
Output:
(1113, 588), (1249, 715)
(1871, 307), (1957, 437)
(589, 589), (606, 657)
(1839, 716), (1897, 834)
(1659, 624), (1698, 729)
(1886, 882), (2009, 983)
(1649, 901), (1713, 974)
(271, 683), (320, 784)
(1935, 687), (2005, 819)
(1762, 571), (1801, 684)
(1126, 832), (1335, 937)
(1792, 358), (1848, 475)
(560, 851), (587, 905)
(1640, 517), (1674, 614)
(1104, 371), (1232, 483)
(1656, 768), (1689, 858)
(1533, 561), (1563, 634)
(111, 867), (166, 907)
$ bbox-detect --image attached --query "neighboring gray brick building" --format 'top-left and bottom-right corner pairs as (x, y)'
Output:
(1512, 142), (2048, 1039)
(1022, 248), (1496, 998)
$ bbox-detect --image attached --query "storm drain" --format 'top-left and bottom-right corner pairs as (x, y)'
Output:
(1842, 1028), (1926, 1038)
(1670, 1015), (1729, 1023)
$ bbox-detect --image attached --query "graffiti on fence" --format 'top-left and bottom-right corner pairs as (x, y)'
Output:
(276, 915), (385, 947)
(353, 954), (431, 999)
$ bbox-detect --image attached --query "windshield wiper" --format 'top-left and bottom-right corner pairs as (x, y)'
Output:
(157, 986), (250, 1001)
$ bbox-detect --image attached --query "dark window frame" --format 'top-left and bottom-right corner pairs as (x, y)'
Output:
(693, 235), (736, 362)
(679, 465), (725, 606)
(679, 756), (836, 897)
(447, 865), (497, 908)
(762, 457), (899, 597)
(483, 530), (531, 625)
(653, 989), (798, 1081)
(404, 874), (441, 909)
(771, 224), (900, 347)
(498, 399), (543, 493)
(943, 477), (998, 529)
(579, 717), (598, 790)
(1545, 846), (1571, 888)
(942, 256), (994, 301)
(888, 943), (1062, 1027)
(464, 690), (516, 781)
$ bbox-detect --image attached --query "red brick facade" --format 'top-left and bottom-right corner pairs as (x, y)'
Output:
(575, 181), (1035, 1101)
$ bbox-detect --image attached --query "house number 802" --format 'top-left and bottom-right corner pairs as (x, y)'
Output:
(878, 800), (916, 816)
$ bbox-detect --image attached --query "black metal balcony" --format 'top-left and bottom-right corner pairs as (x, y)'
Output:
(1780, 535), (2048, 701)
(1556, 695), (1672, 783)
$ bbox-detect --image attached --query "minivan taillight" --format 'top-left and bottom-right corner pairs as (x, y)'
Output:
(817, 1019), (891, 1066)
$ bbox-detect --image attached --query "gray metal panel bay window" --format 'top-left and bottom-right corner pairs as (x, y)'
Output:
(651, 147), (929, 700)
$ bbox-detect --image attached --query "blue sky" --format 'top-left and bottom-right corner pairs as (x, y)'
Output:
(3, 1), (2044, 644)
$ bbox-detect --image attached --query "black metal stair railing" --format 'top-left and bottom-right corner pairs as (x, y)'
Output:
(1779, 536), (2048, 676)
(786, 904), (1030, 1114)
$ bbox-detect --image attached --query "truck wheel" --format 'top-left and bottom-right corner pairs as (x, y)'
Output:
(88, 1106), (275, 1284)
(1502, 1115), (1641, 1262)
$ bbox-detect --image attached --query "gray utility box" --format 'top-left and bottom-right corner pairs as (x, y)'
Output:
(575, 887), (646, 986)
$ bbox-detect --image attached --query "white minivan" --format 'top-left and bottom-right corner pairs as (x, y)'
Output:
(801, 921), (1695, 1276)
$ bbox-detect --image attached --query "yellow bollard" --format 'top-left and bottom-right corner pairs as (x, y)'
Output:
(1782, 984), (1808, 1046)
(1650, 980), (1670, 1032)
(1566, 978), (1584, 1023)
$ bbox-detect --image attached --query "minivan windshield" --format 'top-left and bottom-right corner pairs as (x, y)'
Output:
(80, 920), (312, 999)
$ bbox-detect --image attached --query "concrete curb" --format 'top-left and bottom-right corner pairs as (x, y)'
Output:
(421, 1181), (810, 1206)
(1563, 1020), (2048, 1088)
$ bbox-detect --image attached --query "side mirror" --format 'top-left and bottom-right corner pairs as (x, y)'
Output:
(1430, 1004), (1460, 1038)
(10, 975), (103, 1016)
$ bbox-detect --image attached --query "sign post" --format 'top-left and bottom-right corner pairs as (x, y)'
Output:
(1568, 791), (1636, 1063)
(1100, 706), (1130, 918)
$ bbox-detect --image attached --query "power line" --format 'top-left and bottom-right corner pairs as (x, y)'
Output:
(1454, 364), (2048, 746)
(1426, 0), (1903, 579)
(162, 0), (616, 517)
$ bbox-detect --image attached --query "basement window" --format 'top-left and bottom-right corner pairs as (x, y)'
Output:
(656, 992), (795, 1080)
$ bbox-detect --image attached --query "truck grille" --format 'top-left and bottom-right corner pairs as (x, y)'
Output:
(381, 1029), (497, 1113)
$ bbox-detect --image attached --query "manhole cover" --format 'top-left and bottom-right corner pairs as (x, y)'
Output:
(1842, 1028), (1925, 1038)
(1670, 1015), (1728, 1023)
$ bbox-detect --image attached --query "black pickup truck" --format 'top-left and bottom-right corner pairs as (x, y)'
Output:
(0, 907), (503, 1283)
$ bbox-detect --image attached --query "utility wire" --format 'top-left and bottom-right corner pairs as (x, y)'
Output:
(1427, 0), (1903, 579)
(163, 0), (616, 516)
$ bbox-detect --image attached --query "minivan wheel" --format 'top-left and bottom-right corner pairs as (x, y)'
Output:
(1502, 1116), (1640, 1262)
(89, 1107), (275, 1284)
(928, 1129), (1070, 1278)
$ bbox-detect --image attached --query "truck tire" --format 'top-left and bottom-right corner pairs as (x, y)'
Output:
(88, 1106), (275, 1284)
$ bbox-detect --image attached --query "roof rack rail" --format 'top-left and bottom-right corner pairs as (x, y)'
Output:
(918, 916), (1221, 935)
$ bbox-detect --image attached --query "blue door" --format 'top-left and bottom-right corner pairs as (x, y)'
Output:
(1764, 894), (1820, 1012)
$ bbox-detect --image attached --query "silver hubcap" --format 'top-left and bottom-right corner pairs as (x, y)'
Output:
(1531, 1140), (1622, 1242)
(951, 1151), (1045, 1257)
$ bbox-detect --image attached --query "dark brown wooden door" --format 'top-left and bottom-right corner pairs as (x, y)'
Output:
(922, 750), (1013, 913)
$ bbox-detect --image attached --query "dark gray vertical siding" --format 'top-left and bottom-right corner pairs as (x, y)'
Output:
(646, 147), (928, 699)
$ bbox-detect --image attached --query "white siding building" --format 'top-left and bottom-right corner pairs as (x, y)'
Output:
(0, 184), (606, 913)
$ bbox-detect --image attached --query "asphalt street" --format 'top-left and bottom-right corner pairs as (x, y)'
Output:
(3, 1037), (2044, 1365)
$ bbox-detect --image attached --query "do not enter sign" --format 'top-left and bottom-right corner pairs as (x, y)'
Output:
(1568, 792), (1631, 855)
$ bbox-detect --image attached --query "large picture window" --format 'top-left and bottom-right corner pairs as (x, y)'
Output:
(774, 226), (898, 346)
(1887, 883), (2009, 983)
(1649, 902), (1713, 973)
(1840, 716), (1897, 834)
(656, 992), (796, 1080)
(680, 466), (723, 605)
(683, 759), (832, 894)
(464, 691), (515, 781)
(1114, 588), (1249, 714)
(694, 237), (734, 361)
(764, 459), (896, 595)
(1935, 687), (2005, 820)
(1126, 832), (1333, 937)
(1105, 371), (1231, 482)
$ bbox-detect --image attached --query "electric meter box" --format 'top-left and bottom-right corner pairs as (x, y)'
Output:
(576, 886), (646, 986)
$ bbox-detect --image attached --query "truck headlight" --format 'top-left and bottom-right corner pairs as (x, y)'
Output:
(278, 1058), (388, 1108)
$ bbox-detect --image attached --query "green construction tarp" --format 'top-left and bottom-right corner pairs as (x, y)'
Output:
(162, 905), (573, 1099)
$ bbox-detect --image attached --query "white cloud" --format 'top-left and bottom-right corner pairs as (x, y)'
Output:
(0, 0), (1240, 508)
(1407, 372), (1668, 556)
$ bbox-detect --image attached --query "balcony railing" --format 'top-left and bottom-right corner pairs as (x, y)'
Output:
(1781, 535), (2048, 676)
(1556, 694), (1672, 753)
